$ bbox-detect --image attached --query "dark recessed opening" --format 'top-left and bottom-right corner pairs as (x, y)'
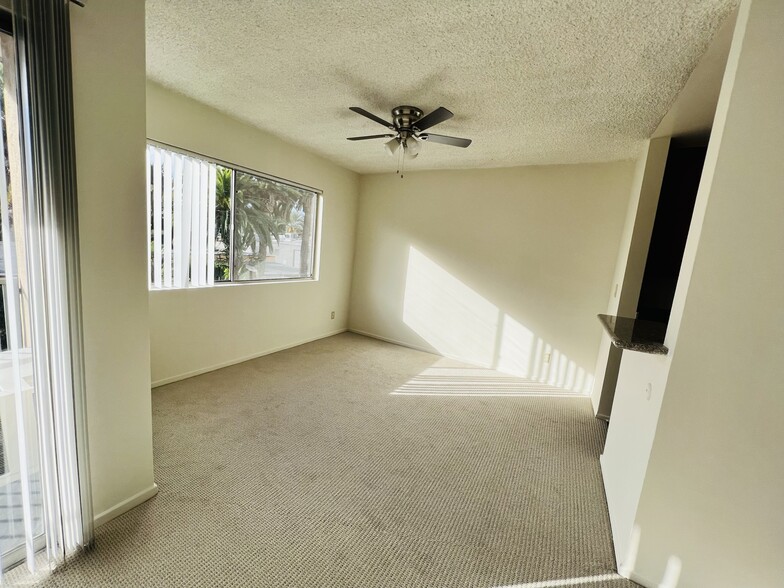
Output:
(636, 140), (707, 324)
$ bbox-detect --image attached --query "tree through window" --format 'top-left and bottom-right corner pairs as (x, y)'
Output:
(146, 144), (320, 289)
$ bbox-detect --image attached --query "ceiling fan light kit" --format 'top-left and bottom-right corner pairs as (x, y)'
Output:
(347, 105), (472, 177)
(406, 136), (421, 156)
(383, 138), (400, 156)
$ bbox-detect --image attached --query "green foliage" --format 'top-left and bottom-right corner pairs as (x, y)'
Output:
(215, 166), (232, 248)
(214, 167), (232, 280)
(213, 168), (310, 279)
(287, 208), (305, 235)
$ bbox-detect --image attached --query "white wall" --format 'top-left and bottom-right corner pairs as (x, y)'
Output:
(591, 138), (669, 417)
(349, 163), (635, 391)
(146, 83), (359, 386)
(70, 1), (156, 522)
(601, 350), (671, 571)
(630, 1), (784, 585)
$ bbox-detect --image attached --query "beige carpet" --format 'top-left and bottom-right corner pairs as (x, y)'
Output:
(16, 333), (638, 587)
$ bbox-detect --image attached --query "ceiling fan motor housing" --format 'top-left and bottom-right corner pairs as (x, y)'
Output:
(392, 106), (423, 132)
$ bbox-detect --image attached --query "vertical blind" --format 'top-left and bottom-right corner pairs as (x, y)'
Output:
(146, 144), (217, 289)
(0, 0), (92, 578)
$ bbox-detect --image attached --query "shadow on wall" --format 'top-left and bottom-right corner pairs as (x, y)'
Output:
(402, 246), (594, 394)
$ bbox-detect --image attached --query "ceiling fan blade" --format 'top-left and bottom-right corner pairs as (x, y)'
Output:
(413, 107), (453, 131)
(347, 134), (396, 141)
(349, 107), (394, 129)
(420, 133), (472, 148)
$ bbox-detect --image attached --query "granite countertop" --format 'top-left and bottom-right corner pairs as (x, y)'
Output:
(597, 314), (669, 355)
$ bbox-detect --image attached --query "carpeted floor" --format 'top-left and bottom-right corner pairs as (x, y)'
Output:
(15, 333), (638, 587)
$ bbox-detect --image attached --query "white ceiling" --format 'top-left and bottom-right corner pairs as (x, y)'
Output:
(146, 0), (738, 174)
(653, 7), (737, 139)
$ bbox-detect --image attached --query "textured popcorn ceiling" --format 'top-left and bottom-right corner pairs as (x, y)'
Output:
(146, 0), (737, 174)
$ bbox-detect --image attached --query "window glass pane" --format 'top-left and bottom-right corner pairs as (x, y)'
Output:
(213, 166), (231, 282)
(232, 172), (317, 281)
(146, 143), (319, 288)
(0, 29), (45, 564)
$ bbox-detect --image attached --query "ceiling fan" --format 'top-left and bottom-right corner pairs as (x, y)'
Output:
(347, 105), (472, 176)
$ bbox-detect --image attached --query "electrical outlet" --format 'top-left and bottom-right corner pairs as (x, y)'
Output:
(544, 352), (551, 364)
(330, 311), (335, 320)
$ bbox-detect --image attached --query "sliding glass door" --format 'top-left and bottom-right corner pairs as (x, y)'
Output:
(0, 0), (93, 577)
(0, 24), (45, 571)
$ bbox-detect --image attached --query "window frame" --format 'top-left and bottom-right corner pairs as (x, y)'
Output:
(146, 139), (323, 289)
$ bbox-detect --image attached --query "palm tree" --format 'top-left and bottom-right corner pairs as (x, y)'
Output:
(214, 167), (232, 280)
(212, 168), (313, 279)
(231, 172), (307, 278)
(286, 208), (305, 236)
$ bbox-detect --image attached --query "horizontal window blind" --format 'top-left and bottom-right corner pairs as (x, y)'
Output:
(146, 145), (217, 288)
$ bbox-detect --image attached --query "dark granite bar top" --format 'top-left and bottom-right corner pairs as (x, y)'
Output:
(597, 314), (669, 355)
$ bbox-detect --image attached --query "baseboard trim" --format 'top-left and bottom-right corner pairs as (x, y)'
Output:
(348, 328), (437, 356)
(93, 483), (159, 527)
(151, 328), (349, 388)
(626, 570), (656, 587)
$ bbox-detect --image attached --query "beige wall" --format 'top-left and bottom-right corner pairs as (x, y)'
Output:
(349, 163), (635, 391)
(631, 1), (784, 585)
(70, 1), (156, 521)
(146, 83), (360, 385)
(591, 138), (669, 418)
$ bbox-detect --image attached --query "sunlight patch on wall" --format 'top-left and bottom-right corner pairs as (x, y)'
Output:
(403, 246), (593, 394)
(403, 246), (498, 367)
